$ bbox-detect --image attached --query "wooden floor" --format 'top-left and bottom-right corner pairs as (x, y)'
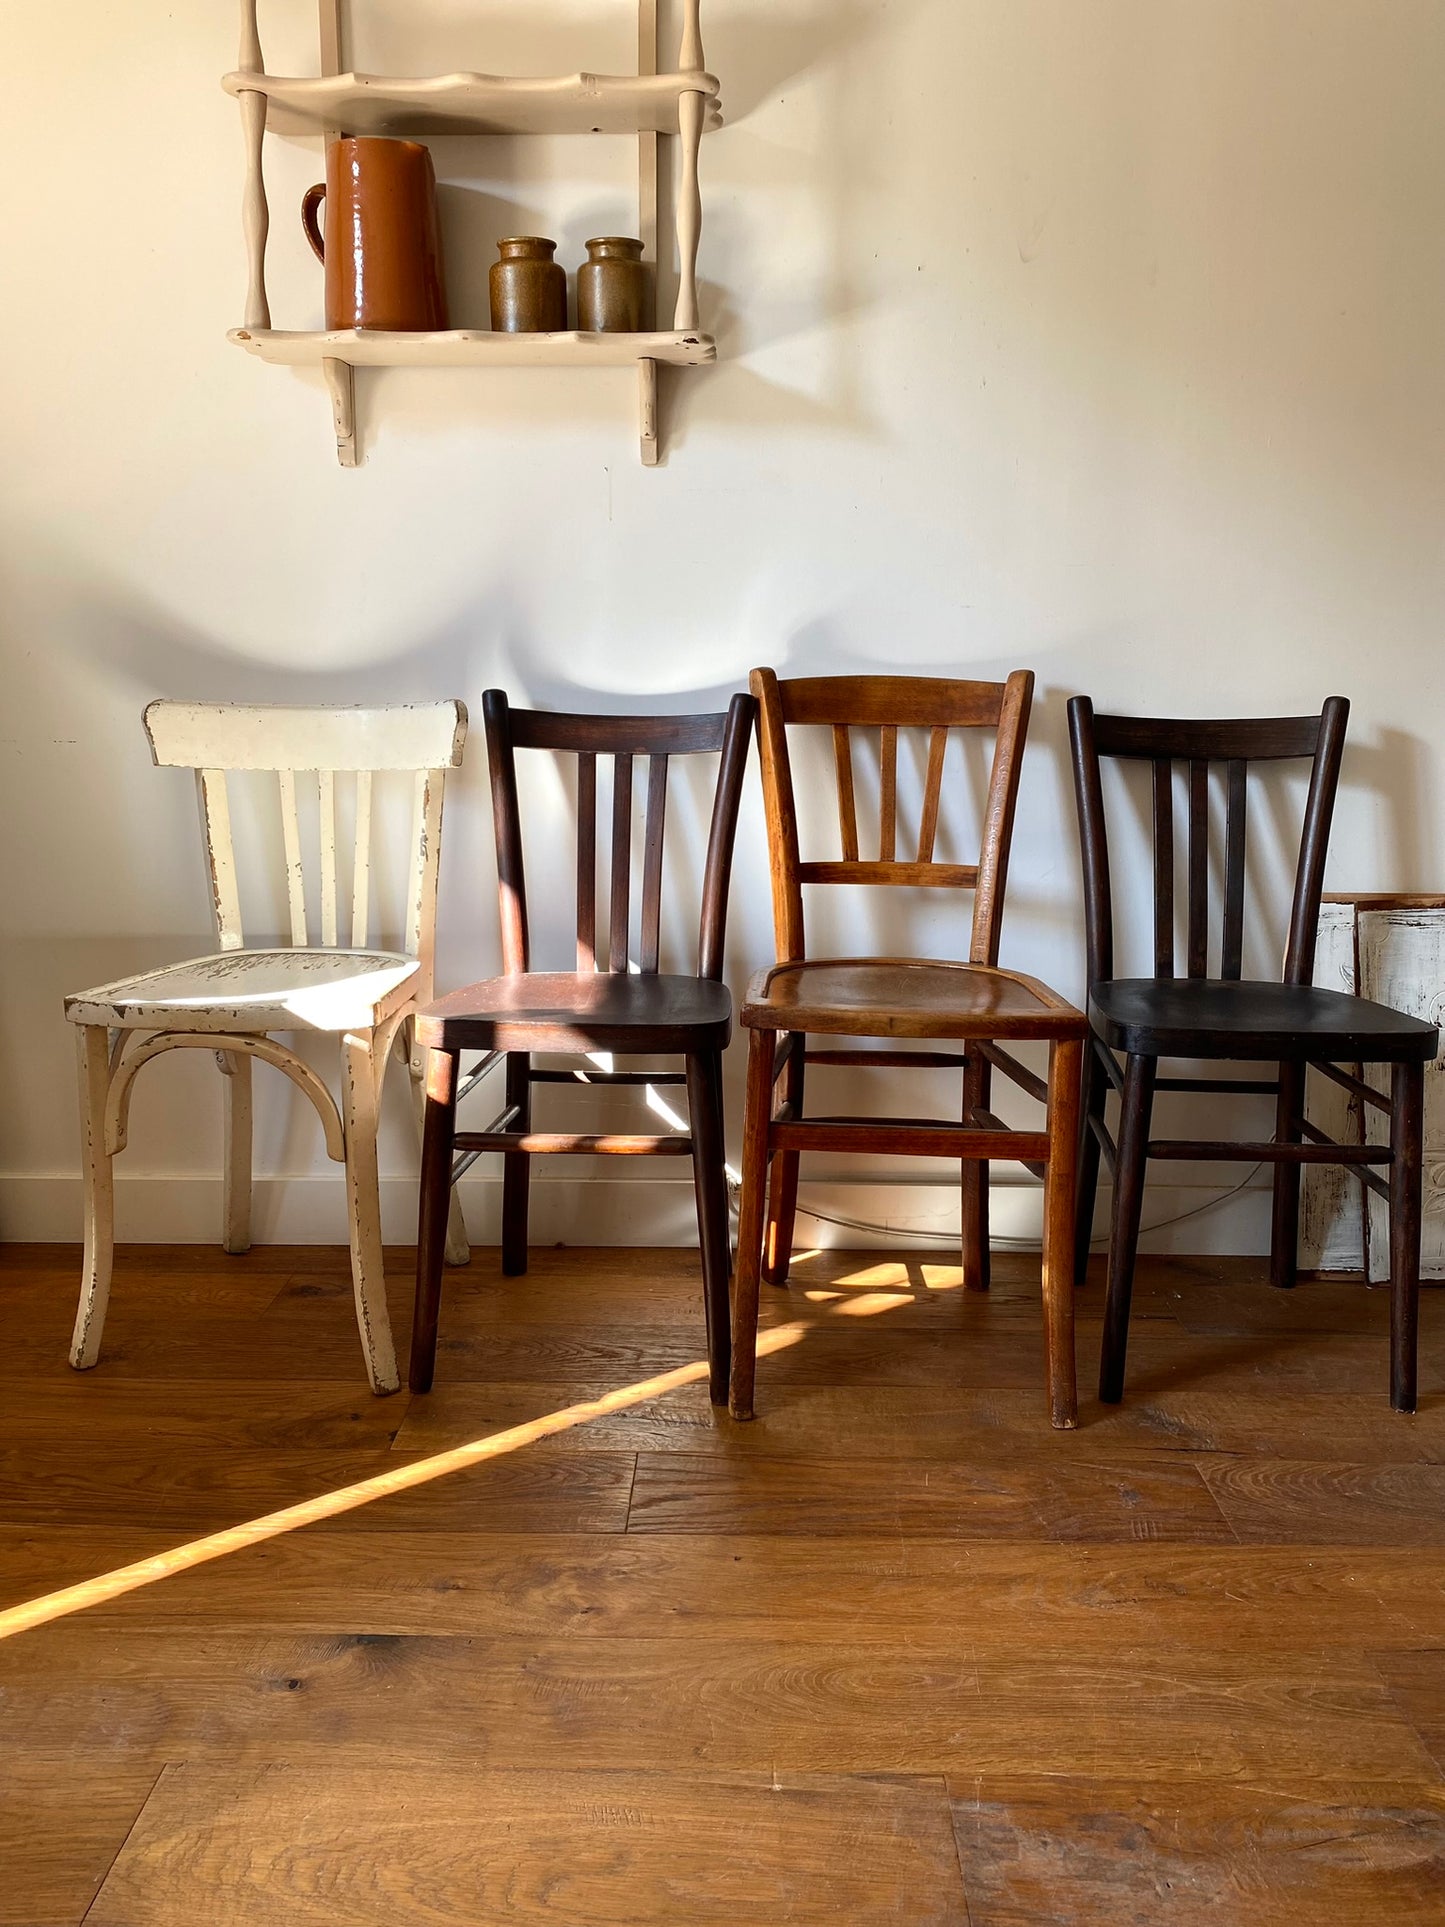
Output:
(1, 1240), (1442, 1924)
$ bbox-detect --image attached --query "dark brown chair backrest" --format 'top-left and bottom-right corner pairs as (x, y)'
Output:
(750, 669), (1035, 965)
(1067, 696), (1350, 992)
(483, 689), (755, 980)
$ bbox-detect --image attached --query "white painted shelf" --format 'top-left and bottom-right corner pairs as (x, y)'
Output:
(222, 69), (723, 138)
(231, 1), (717, 465)
(230, 326), (716, 368)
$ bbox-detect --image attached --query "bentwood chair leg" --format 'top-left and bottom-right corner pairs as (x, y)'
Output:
(1269, 1060), (1306, 1290)
(70, 1024), (117, 1371)
(409, 1048), (459, 1394)
(961, 1048), (992, 1290)
(340, 1030), (400, 1396)
(500, 1050), (532, 1277)
(729, 1027), (777, 1420)
(762, 1033), (804, 1288)
(1389, 1059), (1425, 1414)
(1099, 1052), (1156, 1405)
(687, 1049), (733, 1405)
(1042, 1037), (1082, 1428)
(219, 1049), (253, 1255)
(1074, 1038), (1109, 1287)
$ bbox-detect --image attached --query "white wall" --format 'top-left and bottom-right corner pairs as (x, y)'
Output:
(1, 0), (1441, 1252)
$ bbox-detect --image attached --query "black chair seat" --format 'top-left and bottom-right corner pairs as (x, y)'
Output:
(1090, 977), (1438, 1063)
(417, 971), (733, 1055)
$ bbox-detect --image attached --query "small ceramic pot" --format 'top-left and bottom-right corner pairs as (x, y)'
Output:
(489, 236), (567, 332)
(577, 236), (649, 332)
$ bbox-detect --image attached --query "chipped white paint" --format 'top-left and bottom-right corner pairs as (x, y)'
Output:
(1302, 895), (1445, 1280)
(66, 701), (469, 1395)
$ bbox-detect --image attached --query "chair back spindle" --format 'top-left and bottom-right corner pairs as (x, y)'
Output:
(482, 690), (756, 982)
(1068, 697), (1350, 992)
(750, 670), (1035, 966)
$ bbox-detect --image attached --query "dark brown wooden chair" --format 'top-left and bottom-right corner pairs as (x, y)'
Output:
(409, 689), (756, 1405)
(1068, 696), (1438, 1411)
(729, 669), (1089, 1430)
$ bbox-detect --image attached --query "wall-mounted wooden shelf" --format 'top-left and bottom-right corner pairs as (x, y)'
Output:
(222, 68), (723, 138)
(231, 327), (715, 367)
(229, 2), (719, 466)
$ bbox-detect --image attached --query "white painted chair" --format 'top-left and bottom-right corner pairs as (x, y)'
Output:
(64, 701), (470, 1394)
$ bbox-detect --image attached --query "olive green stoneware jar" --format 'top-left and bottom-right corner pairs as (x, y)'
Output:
(577, 236), (649, 332)
(489, 236), (567, 332)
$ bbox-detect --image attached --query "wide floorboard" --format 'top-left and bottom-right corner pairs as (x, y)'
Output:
(0, 1242), (1441, 1924)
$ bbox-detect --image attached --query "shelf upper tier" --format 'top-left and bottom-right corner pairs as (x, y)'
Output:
(223, 69), (723, 137)
(229, 328), (716, 368)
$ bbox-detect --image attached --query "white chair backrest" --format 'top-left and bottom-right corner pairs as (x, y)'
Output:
(144, 702), (468, 970)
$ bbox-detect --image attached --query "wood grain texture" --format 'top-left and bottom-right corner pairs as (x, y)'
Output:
(88, 1765), (967, 1927)
(949, 1775), (1445, 1926)
(1, 1243), (1443, 1923)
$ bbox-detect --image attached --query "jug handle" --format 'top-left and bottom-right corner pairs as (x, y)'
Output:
(301, 184), (326, 263)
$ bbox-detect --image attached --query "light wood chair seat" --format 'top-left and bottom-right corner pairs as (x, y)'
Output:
(66, 949), (420, 1034)
(744, 958), (1084, 1042)
(419, 970), (732, 1056)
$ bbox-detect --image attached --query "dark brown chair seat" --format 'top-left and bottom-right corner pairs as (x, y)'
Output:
(419, 971), (733, 1056)
(1090, 977), (1438, 1063)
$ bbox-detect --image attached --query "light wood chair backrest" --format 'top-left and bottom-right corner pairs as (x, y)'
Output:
(750, 669), (1035, 966)
(144, 702), (468, 981)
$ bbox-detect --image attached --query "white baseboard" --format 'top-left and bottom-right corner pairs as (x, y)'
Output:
(0, 1171), (1272, 1255)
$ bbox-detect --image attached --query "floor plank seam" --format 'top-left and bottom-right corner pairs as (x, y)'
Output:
(78, 1760), (176, 1926)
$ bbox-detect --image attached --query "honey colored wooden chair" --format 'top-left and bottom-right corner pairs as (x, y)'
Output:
(1068, 696), (1438, 1411)
(730, 669), (1088, 1429)
(408, 689), (755, 1406)
(64, 701), (470, 1395)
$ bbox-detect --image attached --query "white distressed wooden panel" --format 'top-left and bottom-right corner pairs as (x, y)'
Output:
(144, 701), (467, 773)
(1301, 900), (1365, 1270)
(1302, 896), (1445, 1279)
(1359, 906), (1445, 1281)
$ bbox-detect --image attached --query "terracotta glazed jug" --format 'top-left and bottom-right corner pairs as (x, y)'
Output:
(490, 237), (567, 333)
(302, 137), (448, 331)
(577, 237), (649, 332)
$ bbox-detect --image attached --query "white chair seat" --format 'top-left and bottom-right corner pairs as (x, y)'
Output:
(65, 948), (420, 1034)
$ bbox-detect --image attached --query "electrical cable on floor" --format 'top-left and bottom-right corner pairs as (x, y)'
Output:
(724, 1166), (1267, 1249)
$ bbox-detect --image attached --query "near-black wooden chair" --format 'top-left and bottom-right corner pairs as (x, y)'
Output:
(408, 689), (756, 1405)
(1068, 696), (1437, 1412)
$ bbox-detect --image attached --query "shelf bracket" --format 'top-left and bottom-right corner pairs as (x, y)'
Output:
(638, 358), (659, 466)
(323, 357), (358, 467)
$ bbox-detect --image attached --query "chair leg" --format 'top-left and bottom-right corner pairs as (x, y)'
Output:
(409, 1047), (459, 1394)
(501, 1051), (532, 1277)
(1389, 1059), (1425, 1414)
(1099, 1052), (1156, 1405)
(961, 1048), (991, 1290)
(1074, 1037), (1109, 1287)
(1041, 1036), (1082, 1428)
(763, 1034), (804, 1288)
(1269, 1060), (1305, 1290)
(69, 1024), (117, 1371)
(729, 1027), (777, 1421)
(687, 1049), (733, 1407)
(340, 1029), (400, 1396)
(220, 1050), (253, 1255)
(405, 1028), (469, 1267)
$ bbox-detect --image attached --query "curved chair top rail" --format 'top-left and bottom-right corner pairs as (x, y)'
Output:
(499, 703), (736, 758)
(1086, 710), (1332, 764)
(1068, 694), (1350, 989)
(772, 674), (1017, 730)
(144, 701), (468, 773)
